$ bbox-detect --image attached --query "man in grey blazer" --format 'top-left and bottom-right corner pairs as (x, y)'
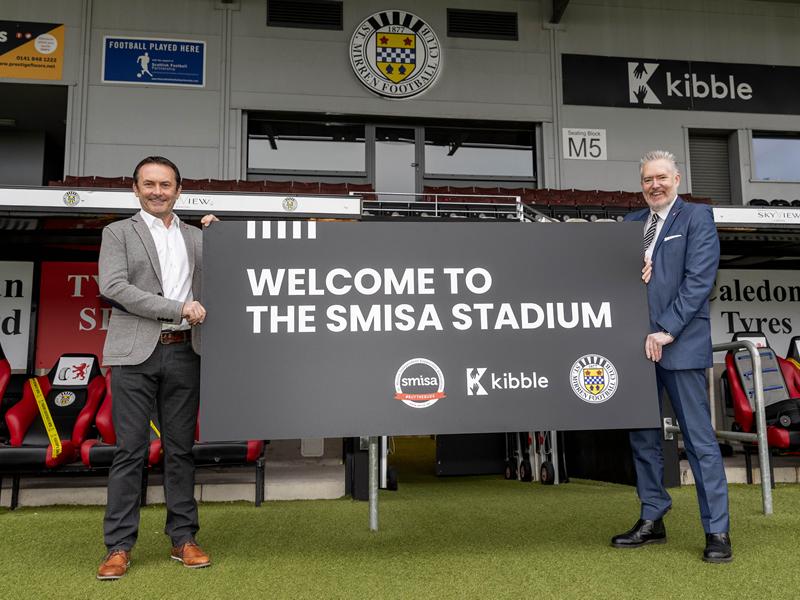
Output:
(96, 156), (216, 580)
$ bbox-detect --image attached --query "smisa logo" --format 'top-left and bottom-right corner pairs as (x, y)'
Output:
(394, 358), (446, 408)
(54, 391), (76, 407)
(628, 60), (753, 105)
(569, 354), (618, 404)
(466, 367), (549, 396)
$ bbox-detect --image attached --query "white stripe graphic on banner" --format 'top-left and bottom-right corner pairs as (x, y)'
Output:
(307, 221), (317, 239)
(277, 221), (287, 239)
(262, 221), (271, 239)
(292, 221), (302, 239)
(246, 221), (256, 239)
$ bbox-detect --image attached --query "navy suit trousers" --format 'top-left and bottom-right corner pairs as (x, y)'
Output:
(629, 365), (730, 533)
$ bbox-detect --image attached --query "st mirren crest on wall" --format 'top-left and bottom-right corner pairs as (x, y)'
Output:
(349, 10), (442, 99)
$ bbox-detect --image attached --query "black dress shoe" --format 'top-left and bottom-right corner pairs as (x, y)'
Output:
(703, 533), (733, 563)
(611, 518), (666, 548)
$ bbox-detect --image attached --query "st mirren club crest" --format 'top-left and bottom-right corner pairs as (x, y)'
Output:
(569, 354), (618, 404)
(350, 10), (442, 99)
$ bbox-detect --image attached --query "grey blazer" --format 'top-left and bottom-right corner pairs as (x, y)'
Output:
(98, 213), (203, 366)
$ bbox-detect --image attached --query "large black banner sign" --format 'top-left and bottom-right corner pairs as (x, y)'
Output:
(563, 53), (800, 114)
(200, 222), (659, 440)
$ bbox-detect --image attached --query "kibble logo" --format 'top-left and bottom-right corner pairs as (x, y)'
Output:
(394, 358), (446, 408)
(570, 354), (618, 404)
(54, 391), (76, 407)
(628, 61), (661, 105)
(467, 367), (549, 396)
(466, 367), (488, 396)
(350, 10), (442, 99)
(628, 60), (754, 106)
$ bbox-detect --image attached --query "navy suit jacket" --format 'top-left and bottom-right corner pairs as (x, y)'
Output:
(624, 197), (719, 370)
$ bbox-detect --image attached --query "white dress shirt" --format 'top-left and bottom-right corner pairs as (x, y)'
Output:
(644, 195), (678, 261)
(139, 209), (192, 331)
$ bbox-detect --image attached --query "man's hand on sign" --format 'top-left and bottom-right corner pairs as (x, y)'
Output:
(645, 331), (674, 362)
(642, 258), (652, 284)
(200, 214), (219, 227)
(182, 300), (207, 325)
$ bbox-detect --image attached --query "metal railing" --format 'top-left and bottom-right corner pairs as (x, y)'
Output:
(350, 191), (554, 223)
(663, 340), (773, 515)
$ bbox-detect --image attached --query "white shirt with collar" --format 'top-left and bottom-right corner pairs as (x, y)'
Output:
(644, 195), (678, 261)
(139, 209), (192, 331)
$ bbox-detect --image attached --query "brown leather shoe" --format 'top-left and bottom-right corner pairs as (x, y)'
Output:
(96, 550), (130, 580)
(170, 541), (211, 568)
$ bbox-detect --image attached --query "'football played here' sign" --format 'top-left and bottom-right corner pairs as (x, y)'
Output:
(102, 36), (205, 87)
(200, 222), (659, 441)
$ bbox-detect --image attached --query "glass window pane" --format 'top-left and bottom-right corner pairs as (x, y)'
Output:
(424, 127), (533, 178)
(248, 121), (365, 173)
(752, 136), (800, 182)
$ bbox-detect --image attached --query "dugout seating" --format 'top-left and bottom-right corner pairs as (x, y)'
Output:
(192, 422), (266, 506)
(722, 333), (800, 483)
(0, 354), (105, 508)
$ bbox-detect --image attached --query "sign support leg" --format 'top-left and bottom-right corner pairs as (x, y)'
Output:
(369, 435), (379, 531)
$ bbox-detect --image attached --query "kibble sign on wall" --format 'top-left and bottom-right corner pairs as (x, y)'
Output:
(199, 222), (659, 441)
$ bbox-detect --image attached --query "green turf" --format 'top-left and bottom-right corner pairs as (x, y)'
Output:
(2, 436), (799, 599)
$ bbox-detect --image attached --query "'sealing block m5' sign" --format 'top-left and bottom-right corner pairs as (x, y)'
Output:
(199, 222), (658, 441)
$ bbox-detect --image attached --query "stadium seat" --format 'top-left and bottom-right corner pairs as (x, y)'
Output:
(749, 198), (769, 206)
(236, 180), (268, 192)
(722, 333), (800, 483)
(0, 343), (11, 442)
(319, 182), (349, 195)
(792, 200), (800, 207)
(262, 180), (293, 194)
(290, 181), (321, 195)
(193, 423), (266, 506)
(0, 354), (105, 508)
(770, 199), (790, 207)
(787, 336), (800, 365)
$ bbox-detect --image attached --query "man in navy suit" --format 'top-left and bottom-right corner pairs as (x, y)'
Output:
(612, 150), (732, 563)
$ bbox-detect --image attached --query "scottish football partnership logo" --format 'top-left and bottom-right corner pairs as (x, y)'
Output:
(570, 354), (618, 404)
(350, 10), (442, 99)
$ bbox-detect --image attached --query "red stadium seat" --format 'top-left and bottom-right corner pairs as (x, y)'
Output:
(319, 182), (349, 195)
(291, 181), (321, 195)
(262, 180), (293, 194)
(0, 354), (105, 508)
(722, 334), (800, 482)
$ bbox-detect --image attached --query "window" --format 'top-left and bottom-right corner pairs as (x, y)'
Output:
(424, 127), (534, 179)
(248, 118), (366, 175)
(752, 133), (800, 182)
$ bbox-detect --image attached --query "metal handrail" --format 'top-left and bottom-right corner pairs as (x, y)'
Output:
(663, 339), (772, 515)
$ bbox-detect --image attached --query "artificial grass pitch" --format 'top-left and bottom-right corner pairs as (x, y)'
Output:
(1, 437), (800, 600)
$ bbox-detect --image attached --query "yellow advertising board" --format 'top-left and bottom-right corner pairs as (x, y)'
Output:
(0, 21), (64, 80)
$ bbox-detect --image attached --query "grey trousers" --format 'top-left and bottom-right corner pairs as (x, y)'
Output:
(103, 341), (200, 551)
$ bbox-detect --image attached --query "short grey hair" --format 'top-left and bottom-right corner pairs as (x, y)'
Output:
(639, 150), (679, 176)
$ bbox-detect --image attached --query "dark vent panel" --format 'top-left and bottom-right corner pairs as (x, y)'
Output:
(447, 9), (518, 41)
(267, 0), (343, 31)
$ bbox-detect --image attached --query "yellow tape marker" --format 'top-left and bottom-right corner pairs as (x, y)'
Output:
(29, 378), (62, 458)
(150, 420), (161, 438)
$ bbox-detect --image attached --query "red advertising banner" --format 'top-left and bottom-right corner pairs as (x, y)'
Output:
(35, 262), (109, 370)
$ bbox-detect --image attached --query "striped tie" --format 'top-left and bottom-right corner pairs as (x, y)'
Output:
(643, 212), (658, 252)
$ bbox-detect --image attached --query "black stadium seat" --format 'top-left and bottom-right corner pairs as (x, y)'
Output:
(0, 354), (105, 508)
(193, 421), (266, 506)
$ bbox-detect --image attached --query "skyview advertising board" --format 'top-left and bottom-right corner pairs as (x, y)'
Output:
(200, 222), (659, 441)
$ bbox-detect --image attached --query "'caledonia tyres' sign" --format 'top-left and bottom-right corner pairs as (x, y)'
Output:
(349, 10), (442, 99)
(199, 222), (659, 441)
